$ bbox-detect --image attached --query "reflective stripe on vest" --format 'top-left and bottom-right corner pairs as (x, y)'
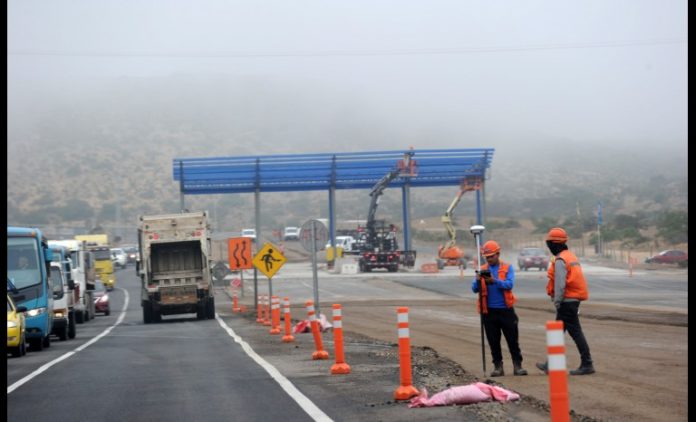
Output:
(476, 261), (516, 313)
(546, 250), (589, 301)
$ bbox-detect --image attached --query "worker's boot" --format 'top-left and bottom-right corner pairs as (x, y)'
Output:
(535, 361), (548, 374)
(570, 362), (595, 375)
(513, 361), (528, 376)
(490, 362), (504, 377)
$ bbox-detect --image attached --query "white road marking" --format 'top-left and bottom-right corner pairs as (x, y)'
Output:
(7, 288), (130, 394)
(215, 314), (333, 422)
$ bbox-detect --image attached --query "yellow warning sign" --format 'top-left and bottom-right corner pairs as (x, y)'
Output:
(252, 242), (287, 279)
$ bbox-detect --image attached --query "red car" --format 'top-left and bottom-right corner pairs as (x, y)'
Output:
(517, 247), (550, 271)
(645, 250), (688, 267)
(93, 281), (111, 316)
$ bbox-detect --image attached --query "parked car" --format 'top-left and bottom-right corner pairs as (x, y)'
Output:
(122, 246), (139, 265)
(283, 226), (300, 241)
(241, 229), (257, 240)
(7, 293), (27, 357)
(110, 248), (127, 269)
(325, 236), (356, 253)
(517, 247), (549, 271)
(645, 250), (688, 267)
(93, 280), (110, 316)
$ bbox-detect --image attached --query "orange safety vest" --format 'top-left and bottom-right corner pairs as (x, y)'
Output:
(546, 250), (589, 301)
(476, 261), (517, 314)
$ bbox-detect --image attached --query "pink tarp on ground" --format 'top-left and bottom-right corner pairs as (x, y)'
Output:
(292, 314), (333, 333)
(408, 382), (520, 408)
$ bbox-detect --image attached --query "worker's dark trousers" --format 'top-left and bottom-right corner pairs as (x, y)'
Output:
(556, 301), (593, 365)
(482, 308), (523, 365)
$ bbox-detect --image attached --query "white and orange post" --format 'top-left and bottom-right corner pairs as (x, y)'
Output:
(394, 307), (419, 400)
(546, 320), (570, 422)
(256, 295), (263, 323)
(306, 300), (329, 360)
(232, 290), (240, 313)
(269, 296), (281, 334)
(330, 304), (350, 374)
(263, 295), (271, 326)
(282, 297), (295, 343)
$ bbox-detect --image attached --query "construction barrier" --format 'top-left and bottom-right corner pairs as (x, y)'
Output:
(341, 263), (358, 274)
(306, 300), (329, 360)
(546, 320), (570, 422)
(270, 296), (281, 334)
(420, 263), (439, 273)
(256, 295), (263, 323)
(394, 307), (419, 400)
(330, 304), (350, 374)
(282, 297), (295, 343)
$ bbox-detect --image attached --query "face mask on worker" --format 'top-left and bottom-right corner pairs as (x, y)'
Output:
(546, 241), (567, 256)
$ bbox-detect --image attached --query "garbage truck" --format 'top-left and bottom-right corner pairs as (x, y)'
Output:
(138, 211), (215, 323)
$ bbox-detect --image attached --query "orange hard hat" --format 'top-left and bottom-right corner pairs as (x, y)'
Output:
(481, 240), (501, 257)
(546, 227), (568, 243)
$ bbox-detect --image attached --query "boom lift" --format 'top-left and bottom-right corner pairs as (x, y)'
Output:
(357, 151), (417, 272)
(436, 175), (483, 269)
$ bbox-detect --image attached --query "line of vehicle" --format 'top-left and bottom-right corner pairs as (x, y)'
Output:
(215, 314), (333, 422)
(7, 288), (130, 395)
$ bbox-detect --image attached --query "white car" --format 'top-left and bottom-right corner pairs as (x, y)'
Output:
(283, 227), (300, 241)
(325, 236), (355, 253)
(110, 248), (127, 269)
(241, 229), (257, 240)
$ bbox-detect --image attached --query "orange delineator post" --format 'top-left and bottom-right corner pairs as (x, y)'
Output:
(269, 296), (281, 334)
(330, 304), (350, 374)
(394, 307), (419, 400)
(306, 300), (329, 360)
(256, 295), (263, 323)
(232, 290), (240, 313)
(282, 297), (295, 343)
(546, 320), (570, 422)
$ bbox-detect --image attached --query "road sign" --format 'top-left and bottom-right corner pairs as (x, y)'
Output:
(231, 278), (241, 288)
(212, 261), (232, 281)
(252, 242), (287, 279)
(300, 219), (328, 252)
(228, 237), (253, 270)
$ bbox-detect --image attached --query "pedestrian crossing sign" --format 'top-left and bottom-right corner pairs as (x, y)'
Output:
(252, 242), (287, 279)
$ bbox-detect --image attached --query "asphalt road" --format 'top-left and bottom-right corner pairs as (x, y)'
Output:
(7, 267), (322, 422)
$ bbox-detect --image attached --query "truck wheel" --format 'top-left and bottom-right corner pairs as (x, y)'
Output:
(207, 297), (215, 319)
(143, 303), (152, 324)
(43, 334), (51, 348)
(197, 300), (206, 320)
(58, 325), (68, 341)
(68, 313), (76, 339)
(153, 308), (162, 322)
(29, 337), (43, 352)
(76, 310), (84, 324)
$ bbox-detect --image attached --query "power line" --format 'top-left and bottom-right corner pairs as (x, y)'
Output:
(7, 38), (687, 59)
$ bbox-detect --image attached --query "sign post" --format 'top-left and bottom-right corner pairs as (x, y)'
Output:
(300, 219), (328, 317)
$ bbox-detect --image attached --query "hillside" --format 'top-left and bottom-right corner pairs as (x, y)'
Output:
(7, 75), (687, 235)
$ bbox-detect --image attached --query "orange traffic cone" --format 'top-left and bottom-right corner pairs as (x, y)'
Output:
(330, 304), (350, 374)
(394, 307), (419, 400)
(282, 297), (295, 343)
(306, 300), (329, 360)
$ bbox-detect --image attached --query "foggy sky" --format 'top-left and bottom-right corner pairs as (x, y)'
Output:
(8, 0), (688, 152)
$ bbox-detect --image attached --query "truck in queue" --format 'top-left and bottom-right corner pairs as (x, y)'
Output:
(49, 262), (76, 340)
(47, 245), (77, 339)
(76, 234), (116, 291)
(48, 239), (96, 323)
(138, 211), (215, 323)
(7, 227), (55, 351)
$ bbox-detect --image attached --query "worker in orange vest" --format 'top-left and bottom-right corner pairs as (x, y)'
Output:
(536, 227), (595, 375)
(471, 240), (528, 377)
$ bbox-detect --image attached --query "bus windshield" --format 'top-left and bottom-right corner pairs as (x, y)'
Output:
(7, 237), (43, 289)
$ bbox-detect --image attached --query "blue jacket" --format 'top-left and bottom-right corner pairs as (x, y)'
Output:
(471, 263), (515, 309)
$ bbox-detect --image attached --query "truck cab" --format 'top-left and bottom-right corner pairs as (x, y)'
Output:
(49, 262), (76, 341)
(7, 227), (55, 351)
(90, 246), (115, 291)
